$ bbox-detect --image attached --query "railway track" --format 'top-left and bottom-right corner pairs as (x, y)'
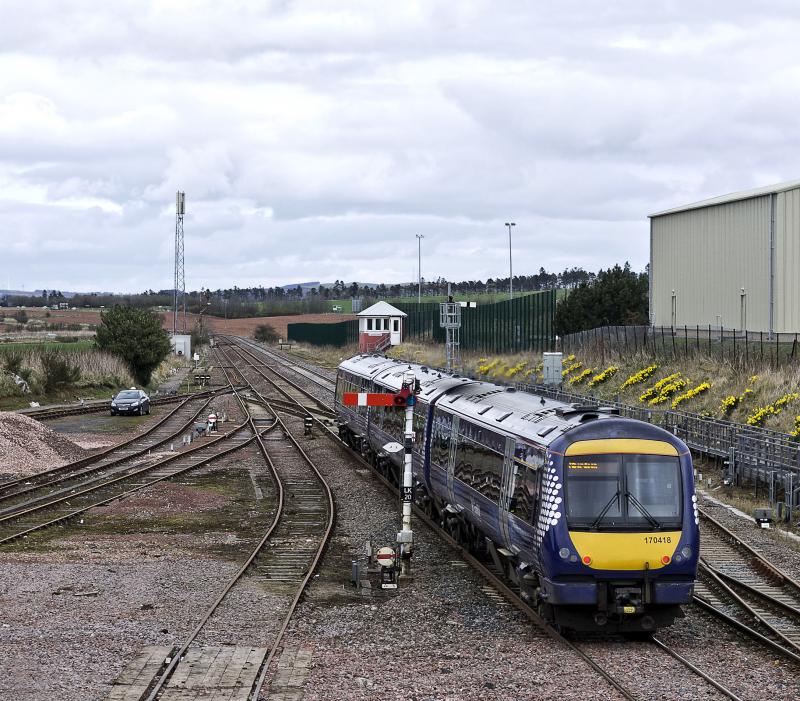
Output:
(233, 336), (337, 389)
(223, 341), (747, 701)
(123, 345), (335, 700)
(695, 506), (800, 662)
(0, 391), (226, 507)
(217, 337), (335, 418)
(17, 390), (220, 421)
(0, 420), (253, 546)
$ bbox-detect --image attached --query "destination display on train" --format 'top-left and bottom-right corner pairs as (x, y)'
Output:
(566, 455), (621, 475)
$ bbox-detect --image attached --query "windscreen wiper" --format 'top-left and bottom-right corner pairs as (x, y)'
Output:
(626, 491), (662, 529)
(590, 491), (620, 529)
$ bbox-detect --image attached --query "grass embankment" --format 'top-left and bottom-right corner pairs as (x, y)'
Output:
(383, 342), (800, 436)
(282, 338), (800, 436)
(0, 343), (191, 410)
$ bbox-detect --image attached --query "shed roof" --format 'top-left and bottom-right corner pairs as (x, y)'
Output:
(357, 301), (407, 317)
(649, 179), (800, 218)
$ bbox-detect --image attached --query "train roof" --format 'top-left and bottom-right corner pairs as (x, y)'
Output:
(338, 354), (624, 447)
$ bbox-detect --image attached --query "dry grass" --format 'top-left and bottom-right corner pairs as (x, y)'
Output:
(0, 347), (134, 399)
(285, 342), (359, 370)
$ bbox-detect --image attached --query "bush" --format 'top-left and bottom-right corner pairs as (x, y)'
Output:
(2, 350), (24, 375)
(13, 310), (28, 324)
(254, 324), (279, 344)
(95, 306), (172, 385)
(40, 350), (81, 393)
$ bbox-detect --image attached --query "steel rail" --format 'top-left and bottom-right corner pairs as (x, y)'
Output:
(0, 375), (244, 546)
(699, 506), (800, 593)
(234, 337), (336, 388)
(231, 346), (753, 697)
(219, 336), (333, 410)
(215, 342), (337, 701)
(649, 636), (743, 700)
(141, 350), (285, 701)
(0, 421), (252, 546)
(18, 389), (219, 421)
(709, 563), (800, 620)
(0, 394), (222, 509)
(143, 345), (335, 700)
(692, 596), (800, 664)
(0, 390), (223, 496)
(697, 561), (800, 659)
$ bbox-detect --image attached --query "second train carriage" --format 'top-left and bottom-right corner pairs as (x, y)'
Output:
(335, 354), (699, 633)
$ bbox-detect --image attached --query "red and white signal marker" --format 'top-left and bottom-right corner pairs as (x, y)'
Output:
(342, 388), (413, 407)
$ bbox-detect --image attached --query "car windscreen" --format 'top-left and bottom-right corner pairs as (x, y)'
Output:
(116, 391), (140, 399)
(565, 453), (682, 529)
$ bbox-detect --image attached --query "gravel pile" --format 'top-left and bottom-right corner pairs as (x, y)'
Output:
(0, 411), (87, 477)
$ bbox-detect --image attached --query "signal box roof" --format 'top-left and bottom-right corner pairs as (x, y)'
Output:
(357, 301), (407, 317)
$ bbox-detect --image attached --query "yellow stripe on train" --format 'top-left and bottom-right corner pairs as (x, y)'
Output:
(568, 531), (682, 570)
(564, 439), (680, 456)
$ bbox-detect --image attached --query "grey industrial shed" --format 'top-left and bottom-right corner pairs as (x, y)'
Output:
(649, 180), (800, 334)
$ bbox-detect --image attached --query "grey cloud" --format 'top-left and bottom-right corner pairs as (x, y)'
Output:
(3, 2), (800, 291)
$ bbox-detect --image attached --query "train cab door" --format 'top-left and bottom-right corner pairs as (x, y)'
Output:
(498, 436), (517, 550)
(446, 415), (460, 505)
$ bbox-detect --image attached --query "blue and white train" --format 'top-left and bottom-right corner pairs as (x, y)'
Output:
(335, 354), (699, 633)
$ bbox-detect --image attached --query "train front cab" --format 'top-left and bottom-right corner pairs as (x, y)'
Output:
(541, 428), (699, 633)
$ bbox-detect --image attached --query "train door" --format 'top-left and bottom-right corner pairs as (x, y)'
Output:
(446, 415), (460, 505)
(498, 436), (516, 550)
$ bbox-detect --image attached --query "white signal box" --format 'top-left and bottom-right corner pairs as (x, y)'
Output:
(542, 352), (563, 386)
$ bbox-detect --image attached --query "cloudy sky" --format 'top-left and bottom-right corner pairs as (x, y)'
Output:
(2, 1), (800, 293)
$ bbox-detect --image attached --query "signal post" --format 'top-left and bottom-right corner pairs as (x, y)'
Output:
(343, 370), (419, 581)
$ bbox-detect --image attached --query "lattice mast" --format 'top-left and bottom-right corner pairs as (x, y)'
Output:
(440, 283), (461, 372)
(173, 191), (186, 334)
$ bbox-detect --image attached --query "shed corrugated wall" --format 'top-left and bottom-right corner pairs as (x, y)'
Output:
(775, 187), (800, 332)
(651, 196), (771, 331)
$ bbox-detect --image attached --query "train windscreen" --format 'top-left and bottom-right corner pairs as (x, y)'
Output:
(565, 454), (682, 529)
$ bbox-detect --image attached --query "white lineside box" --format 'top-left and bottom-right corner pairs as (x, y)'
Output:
(542, 352), (563, 385)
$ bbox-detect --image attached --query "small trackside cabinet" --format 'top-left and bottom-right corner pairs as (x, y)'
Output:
(543, 352), (563, 385)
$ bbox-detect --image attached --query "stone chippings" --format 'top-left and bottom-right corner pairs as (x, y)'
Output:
(2, 362), (800, 700)
(0, 411), (88, 476)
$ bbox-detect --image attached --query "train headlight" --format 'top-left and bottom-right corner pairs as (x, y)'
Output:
(558, 547), (570, 560)
(681, 546), (692, 559)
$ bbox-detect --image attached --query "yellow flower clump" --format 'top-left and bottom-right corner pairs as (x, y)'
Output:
(588, 366), (618, 387)
(569, 368), (593, 385)
(620, 364), (659, 390)
(672, 382), (711, 409)
(650, 377), (689, 405)
(746, 391), (800, 427)
(477, 358), (499, 375)
(561, 354), (576, 366)
(562, 361), (582, 378)
(640, 373), (681, 402)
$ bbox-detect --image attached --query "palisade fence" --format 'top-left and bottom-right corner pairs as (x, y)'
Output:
(504, 379), (800, 520)
(393, 289), (556, 354)
(287, 320), (358, 346)
(287, 290), (557, 353)
(562, 325), (800, 368)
